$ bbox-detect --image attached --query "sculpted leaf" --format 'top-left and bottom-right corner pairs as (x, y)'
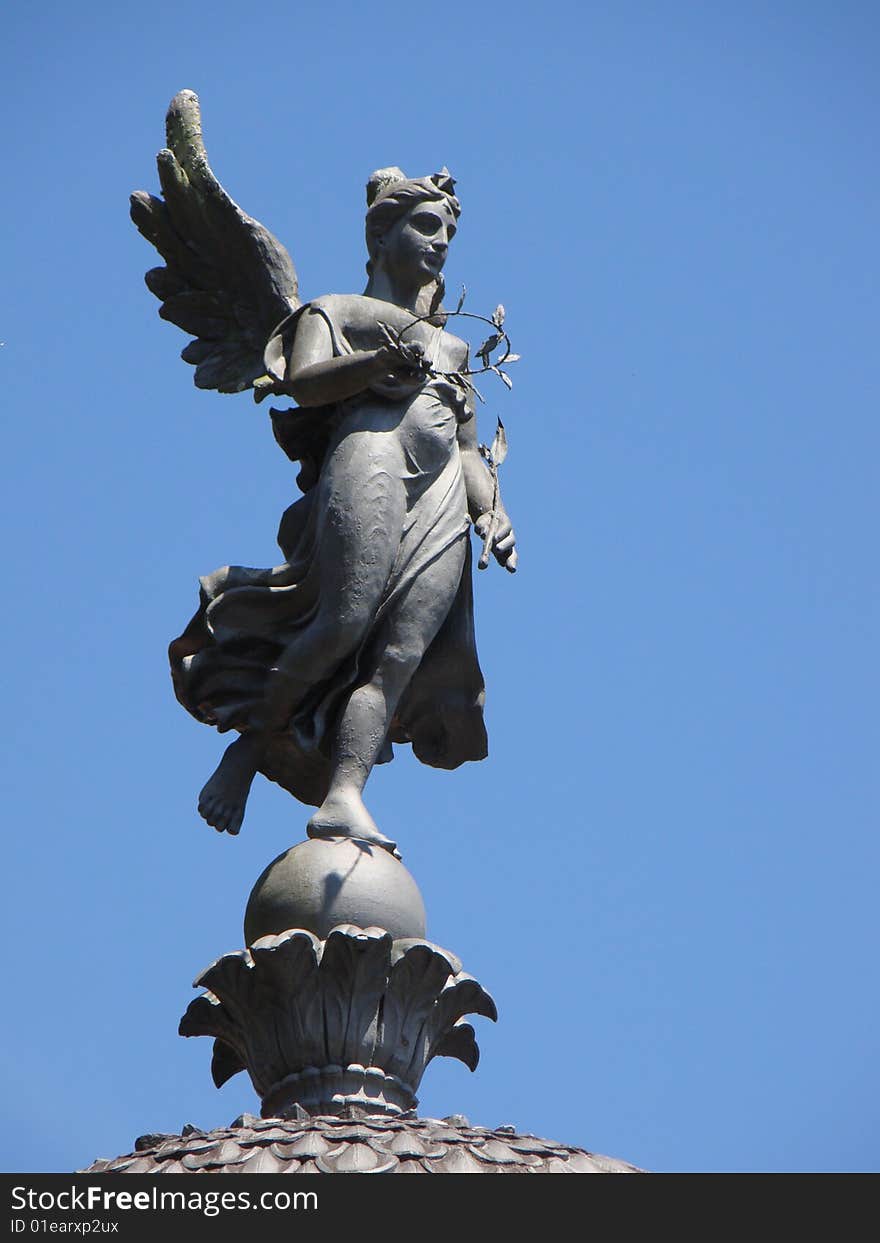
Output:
(378, 321), (399, 347)
(492, 303), (505, 328)
(476, 333), (502, 365)
(433, 1021), (480, 1071)
(490, 419), (508, 466)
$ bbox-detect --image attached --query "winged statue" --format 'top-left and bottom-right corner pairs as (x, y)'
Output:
(131, 90), (517, 855)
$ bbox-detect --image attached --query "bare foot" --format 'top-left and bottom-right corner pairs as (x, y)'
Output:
(197, 735), (261, 835)
(308, 787), (400, 859)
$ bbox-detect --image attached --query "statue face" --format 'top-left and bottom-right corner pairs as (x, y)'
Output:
(380, 199), (457, 288)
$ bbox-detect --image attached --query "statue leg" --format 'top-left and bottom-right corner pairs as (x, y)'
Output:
(308, 534), (467, 854)
(198, 450), (405, 835)
(198, 733), (264, 836)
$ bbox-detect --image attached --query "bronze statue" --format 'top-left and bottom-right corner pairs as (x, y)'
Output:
(132, 91), (516, 855)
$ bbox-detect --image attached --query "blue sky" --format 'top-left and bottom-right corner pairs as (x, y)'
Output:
(1, 1), (877, 1173)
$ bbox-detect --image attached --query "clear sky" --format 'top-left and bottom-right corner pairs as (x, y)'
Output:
(1, 1), (877, 1174)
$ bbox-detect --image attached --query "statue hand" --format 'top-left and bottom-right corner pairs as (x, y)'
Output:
(475, 512), (517, 573)
(377, 339), (430, 382)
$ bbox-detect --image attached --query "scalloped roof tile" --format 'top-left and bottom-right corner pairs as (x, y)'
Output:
(82, 1113), (642, 1175)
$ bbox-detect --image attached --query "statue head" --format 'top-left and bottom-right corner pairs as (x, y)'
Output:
(365, 167), (461, 313)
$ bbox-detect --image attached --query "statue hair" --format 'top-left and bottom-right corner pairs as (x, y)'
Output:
(364, 169), (461, 317)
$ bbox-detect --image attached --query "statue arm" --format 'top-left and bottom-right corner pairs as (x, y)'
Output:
(284, 305), (424, 408)
(458, 413), (496, 519)
(456, 359), (517, 569)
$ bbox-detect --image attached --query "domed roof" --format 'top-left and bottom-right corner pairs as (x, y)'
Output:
(82, 1110), (643, 1175)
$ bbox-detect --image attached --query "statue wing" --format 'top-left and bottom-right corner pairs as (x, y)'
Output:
(130, 90), (300, 394)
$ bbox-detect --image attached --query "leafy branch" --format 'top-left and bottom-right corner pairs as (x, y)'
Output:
(378, 286), (520, 403)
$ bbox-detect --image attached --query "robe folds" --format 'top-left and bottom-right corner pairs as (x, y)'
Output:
(169, 299), (487, 807)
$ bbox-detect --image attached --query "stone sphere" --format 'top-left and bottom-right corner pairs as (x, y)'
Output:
(244, 837), (427, 944)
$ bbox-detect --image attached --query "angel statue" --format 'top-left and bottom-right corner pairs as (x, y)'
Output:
(131, 91), (517, 856)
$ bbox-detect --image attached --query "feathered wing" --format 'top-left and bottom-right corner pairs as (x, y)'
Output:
(130, 89), (300, 394)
